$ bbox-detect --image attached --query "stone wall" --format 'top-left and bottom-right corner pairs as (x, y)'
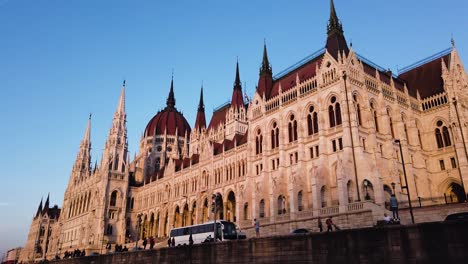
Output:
(48, 220), (468, 264)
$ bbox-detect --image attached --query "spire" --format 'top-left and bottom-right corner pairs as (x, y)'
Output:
(116, 80), (126, 115)
(231, 60), (244, 108)
(234, 59), (242, 91)
(35, 197), (43, 218)
(260, 40), (272, 76)
(42, 193), (50, 214)
(325, 0), (349, 60)
(73, 116), (92, 175)
(83, 114), (91, 143)
(194, 86), (206, 131)
(166, 76), (176, 109)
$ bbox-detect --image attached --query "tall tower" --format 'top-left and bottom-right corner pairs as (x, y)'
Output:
(68, 115), (92, 189)
(97, 81), (129, 244)
(256, 42), (273, 99)
(190, 87), (207, 156)
(225, 61), (248, 140)
(325, 0), (349, 60)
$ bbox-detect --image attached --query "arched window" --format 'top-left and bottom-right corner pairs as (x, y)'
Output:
(255, 129), (263, 155)
(387, 108), (394, 138)
(110, 191), (118, 207)
(353, 94), (362, 126)
(329, 96), (342, 128)
(243, 203), (249, 220)
(271, 122), (279, 149)
(402, 115), (410, 144)
(297, 191), (303, 211)
(371, 101), (379, 132)
(259, 199), (265, 218)
(435, 120), (451, 148)
(307, 106), (319, 135)
(277, 195), (286, 215)
(288, 114), (298, 142)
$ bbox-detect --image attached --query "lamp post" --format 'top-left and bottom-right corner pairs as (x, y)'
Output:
(363, 179), (370, 200)
(395, 139), (415, 224)
(135, 213), (142, 250)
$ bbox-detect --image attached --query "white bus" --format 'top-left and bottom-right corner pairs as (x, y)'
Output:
(169, 220), (238, 246)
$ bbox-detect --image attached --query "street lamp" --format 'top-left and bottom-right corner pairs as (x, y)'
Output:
(363, 179), (371, 200)
(135, 213), (142, 250)
(395, 139), (415, 224)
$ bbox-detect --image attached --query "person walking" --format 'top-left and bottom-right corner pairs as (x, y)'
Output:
(326, 217), (333, 232)
(149, 236), (155, 249)
(167, 237), (171, 248)
(142, 237), (147, 249)
(318, 217), (323, 232)
(171, 237), (175, 247)
(390, 194), (399, 220)
(254, 218), (260, 237)
(189, 233), (194, 245)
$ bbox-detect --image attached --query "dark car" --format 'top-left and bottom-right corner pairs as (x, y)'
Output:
(291, 228), (310, 235)
(444, 212), (468, 221)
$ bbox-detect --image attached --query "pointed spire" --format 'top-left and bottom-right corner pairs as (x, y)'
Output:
(451, 35), (456, 48)
(35, 197), (43, 218)
(166, 75), (176, 109)
(231, 60), (244, 108)
(83, 114), (91, 143)
(260, 40), (272, 76)
(234, 59), (242, 91)
(327, 0), (343, 36)
(116, 80), (126, 115)
(42, 193), (50, 214)
(325, 0), (349, 60)
(194, 86), (206, 132)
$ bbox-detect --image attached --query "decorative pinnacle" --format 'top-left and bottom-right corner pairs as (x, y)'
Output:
(327, 0), (344, 36)
(260, 40), (272, 76)
(166, 75), (176, 108)
(234, 59), (242, 90)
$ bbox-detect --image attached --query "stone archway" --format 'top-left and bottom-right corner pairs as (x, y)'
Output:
(202, 198), (209, 223)
(446, 182), (466, 203)
(149, 213), (154, 237)
(182, 203), (189, 226)
(227, 191), (236, 222)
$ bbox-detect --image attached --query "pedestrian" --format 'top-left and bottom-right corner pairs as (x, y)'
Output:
(390, 194), (399, 220)
(149, 236), (155, 249)
(254, 218), (260, 237)
(189, 233), (194, 245)
(171, 237), (175, 247)
(142, 237), (147, 249)
(326, 217), (333, 232)
(318, 217), (323, 232)
(167, 237), (171, 248)
(384, 213), (392, 224)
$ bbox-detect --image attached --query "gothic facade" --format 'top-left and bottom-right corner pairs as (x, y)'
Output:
(20, 1), (468, 261)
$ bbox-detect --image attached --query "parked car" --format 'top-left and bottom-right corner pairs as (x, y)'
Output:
(291, 228), (310, 235)
(444, 212), (468, 221)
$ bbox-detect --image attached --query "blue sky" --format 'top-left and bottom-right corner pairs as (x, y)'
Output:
(0, 0), (466, 256)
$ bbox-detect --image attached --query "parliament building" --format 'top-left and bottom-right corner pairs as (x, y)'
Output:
(20, 1), (468, 261)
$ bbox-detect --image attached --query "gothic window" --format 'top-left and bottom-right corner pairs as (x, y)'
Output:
(353, 94), (362, 126)
(277, 195), (286, 215)
(297, 191), (303, 211)
(307, 106), (319, 135)
(110, 191), (118, 207)
(371, 101), (379, 132)
(387, 108), (394, 138)
(259, 199), (265, 218)
(329, 96), (342, 128)
(106, 224), (113, 235)
(271, 122), (279, 149)
(435, 120), (451, 148)
(402, 115), (410, 144)
(255, 129), (263, 155)
(244, 203), (249, 220)
(288, 114), (298, 142)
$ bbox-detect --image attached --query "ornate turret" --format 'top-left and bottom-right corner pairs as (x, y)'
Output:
(166, 76), (176, 109)
(231, 60), (245, 108)
(72, 114), (92, 180)
(102, 81), (128, 174)
(325, 0), (349, 60)
(194, 86), (206, 132)
(42, 193), (50, 215)
(257, 42), (273, 99)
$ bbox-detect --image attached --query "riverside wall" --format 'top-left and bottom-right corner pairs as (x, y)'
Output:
(47, 220), (468, 264)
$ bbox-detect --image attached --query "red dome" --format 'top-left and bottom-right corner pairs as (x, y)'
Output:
(144, 108), (191, 138)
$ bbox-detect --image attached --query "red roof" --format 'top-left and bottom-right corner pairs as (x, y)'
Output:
(270, 55), (323, 98)
(194, 110), (206, 131)
(144, 108), (191, 138)
(208, 104), (230, 131)
(399, 53), (451, 99)
(231, 88), (244, 108)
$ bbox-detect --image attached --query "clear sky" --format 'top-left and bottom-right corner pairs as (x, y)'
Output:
(0, 0), (466, 257)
